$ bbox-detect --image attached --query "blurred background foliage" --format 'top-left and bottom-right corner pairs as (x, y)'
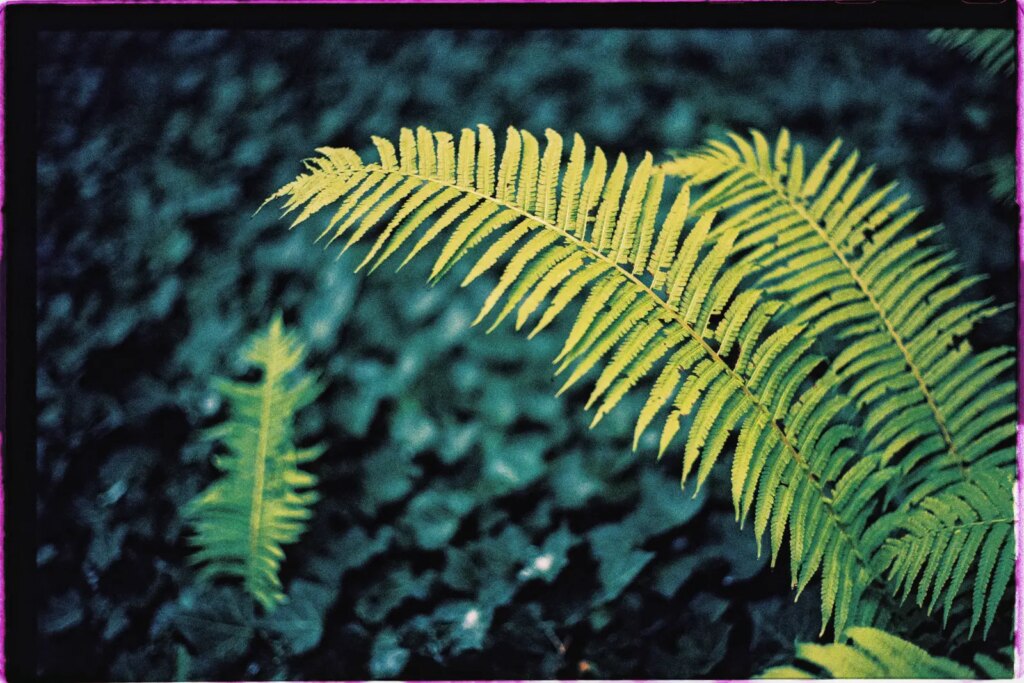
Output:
(35, 27), (1014, 681)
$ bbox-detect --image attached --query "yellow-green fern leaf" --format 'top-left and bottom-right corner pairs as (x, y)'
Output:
(870, 465), (1015, 638)
(759, 626), (977, 679)
(662, 129), (1015, 500)
(185, 315), (324, 612)
(265, 124), (901, 635)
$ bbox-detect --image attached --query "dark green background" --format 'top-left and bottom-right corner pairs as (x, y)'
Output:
(35, 27), (1015, 680)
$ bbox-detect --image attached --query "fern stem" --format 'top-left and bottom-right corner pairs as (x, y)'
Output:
(744, 166), (966, 477)
(912, 517), (1013, 536)
(370, 167), (883, 586)
(248, 326), (281, 594)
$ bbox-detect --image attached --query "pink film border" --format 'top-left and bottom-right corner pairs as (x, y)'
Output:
(1, 1), (1021, 681)
(1015, 1), (1022, 680)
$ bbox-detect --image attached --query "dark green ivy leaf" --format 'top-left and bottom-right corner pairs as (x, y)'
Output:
(355, 566), (436, 624)
(175, 586), (255, 661)
(370, 629), (410, 678)
(403, 490), (475, 550)
(263, 580), (336, 654)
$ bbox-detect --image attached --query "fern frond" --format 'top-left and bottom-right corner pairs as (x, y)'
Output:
(660, 130), (1016, 494)
(186, 315), (325, 611)
(930, 28), (1016, 77)
(982, 154), (1016, 206)
(759, 626), (976, 679)
(871, 465), (1015, 638)
(266, 124), (899, 634)
(663, 131), (1016, 637)
(933, 29), (1017, 207)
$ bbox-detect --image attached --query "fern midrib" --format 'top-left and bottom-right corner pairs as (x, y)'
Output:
(910, 517), (1014, 537)
(249, 343), (280, 591)
(738, 163), (965, 474)
(360, 164), (882, 584)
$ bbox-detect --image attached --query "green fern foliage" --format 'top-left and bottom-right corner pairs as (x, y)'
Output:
(929, 28), (1015, 76)
(661, 129), (1016, 638)
(265, 124), (899, 636)
(873, 468), (1015, 638)
(660, 130), (1016, 496)
(973, 647), (1016, 679)
(930, 29), (1015, 206)
(759, 626), (978, 679)
(186, 315), (325, 611)
(983, 154), (1016, 206)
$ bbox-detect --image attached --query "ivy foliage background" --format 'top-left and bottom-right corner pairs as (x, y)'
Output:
(35, 28), (1014, 680)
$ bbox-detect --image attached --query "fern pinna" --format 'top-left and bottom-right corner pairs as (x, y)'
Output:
(186, 315), (325, 611)
(660, 129), (1015, 636)
(264, 124), (907, 637)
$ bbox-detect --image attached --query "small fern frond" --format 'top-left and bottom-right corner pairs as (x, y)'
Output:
(185, 315), (325, 612)
(929, 29), (1015, 206)
(660, 130), (1016, 496)
(982, 154), (1017, 206)
(759, 626), (976, 679)
(267, 124), (899, 635)
(871, 465), (1015, 638)
(929, 28), (1016, 77)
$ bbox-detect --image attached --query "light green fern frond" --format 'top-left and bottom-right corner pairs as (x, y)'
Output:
(871, 465), (1015, 638)
(930, 28), (1016, 76)
(662, 130), (1016, 637)
(660, 130), (1016, 495)
(759, 626), (977, 679)
(266, 124), (899, 635)
(186, 315), (325, 611)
